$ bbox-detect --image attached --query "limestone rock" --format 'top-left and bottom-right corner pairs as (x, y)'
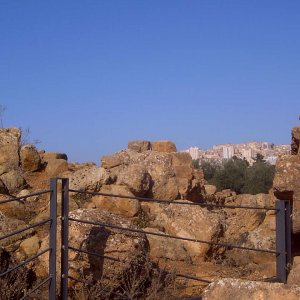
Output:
(0, 128), (20, 169)
(0, 170), (26, 194)
(142, 201), (221, 262)
(45, 159), (68, 176)
(19, 235), (40, 257)
(69, 166), (109, 192)
(202, 278), (300, 300)
(101, 155), (122, 169)
(128, 140), (151, 152)
(0, 212), (33, 250)
(42, 152), (68, 161)
(273, 155), (300, 233)
(151, 140), (177, 153)
(288, 256), (300, 285)
(145, 227), (191, 262)
(204, 185), (217, 196)
(91, 185), (140, 218)
(20, 144), (42, 172)
(0, 179), (8, 195)
(116, 164), (151, 196)
(0, 194), (26, 220)
(291, 126), (300, 155)
(100, 148), (205, 202)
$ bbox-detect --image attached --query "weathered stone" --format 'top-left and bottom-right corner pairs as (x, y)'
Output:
(0, 194), (26, 220)
(0, 128), (20, 169)
(116, 164), (152, 196)
(91, 185), (140, 217)
(101, 155), (122, 169)
(291, 126), (300, 155)
(151, 140), (177, 153)
(142, 201), (221, 262)
(0, 212), (33, 249)
(173, 166), (193, 179)
(45, 158), (68, 176)
(69, 166), (109, 192)
(288, 256), (300, 285)
(273, 155), (300, 233)
(171, 152), (192, 166)
(42, 152), (68, 161)
(202, 278), (300, 300)
(145, 227), (191, 262)
(0, 179), (8, 195)
(204, 185), (217, 196)
(19, 235), (40, 257)
(0, 165), (8, 176)
(128, 140), (151, 152)
(0, 170), (26, 194)
(20, 144), (42, 172)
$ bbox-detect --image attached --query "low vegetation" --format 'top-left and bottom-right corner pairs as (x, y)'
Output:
(194, 154), (275, 194)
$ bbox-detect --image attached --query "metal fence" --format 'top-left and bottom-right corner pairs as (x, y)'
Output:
(0, 177), (293, 299)
(0, 179), (57, 299)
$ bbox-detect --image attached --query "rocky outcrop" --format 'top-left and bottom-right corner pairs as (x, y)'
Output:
(151, 140), (177, 153)
(291, 126), (300, 155)
(0, 128), (20, 169)
(273, 155), (300, 233)
(128, 140), (151, 152)
(91, 185), (140, 218)
(101, 141), (205, 202)
(0, 170), (26, 194)
(202, 278), (300, 300)
(141, 201), (221, 263)
(20, 145), (42, 172)
(69, 165), (109, 192)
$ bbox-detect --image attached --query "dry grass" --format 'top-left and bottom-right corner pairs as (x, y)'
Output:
(71, 252), (183, 300)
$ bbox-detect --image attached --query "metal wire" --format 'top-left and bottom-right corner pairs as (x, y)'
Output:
(0, 248), (50, 278)
(69, 217), (277, 254)
(0, 190), (52, 205)
(20, 276), (51, 300)
(69, 189), (278, 211)
(0, 218), (51, 241)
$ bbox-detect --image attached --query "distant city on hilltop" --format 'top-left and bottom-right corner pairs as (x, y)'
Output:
(183, 142), (291, 165)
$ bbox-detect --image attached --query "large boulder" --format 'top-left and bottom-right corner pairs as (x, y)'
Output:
(273, 155), (300, 233)
(45, 159), (68, 176)
(128, 140), (151, 152)
(69, 166), (109, 192)
(0, 170), (26, 194)
(142, 201), (221, 263)
(0, 128), (20, 169)
(116, 164), (152, 196)
(151, 140), (177, 153)
(202, 278), (300, 300)
(20, 144), (42, 172)
(291, 126), (300, 155)
(91, 185), (140, 218)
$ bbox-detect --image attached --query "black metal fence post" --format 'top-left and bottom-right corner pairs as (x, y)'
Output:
(61, 178), (69, 300)
(49, 178), (57, 300)
(276, 200), (292, 283)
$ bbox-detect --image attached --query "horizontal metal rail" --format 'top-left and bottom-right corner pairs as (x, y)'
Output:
(70, 246), (212, 284)
(0, 248), (50, 278)
(0, 190), (52, 205)
(20, 276), (51, 300)
(0, 218), (51, 241)
(69, 246), (122, 263)
(69, 189), (278, 211)
(69, 217), (277, 254)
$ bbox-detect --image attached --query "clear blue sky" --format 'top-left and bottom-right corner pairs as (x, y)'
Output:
(1, 1), (299, 163)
